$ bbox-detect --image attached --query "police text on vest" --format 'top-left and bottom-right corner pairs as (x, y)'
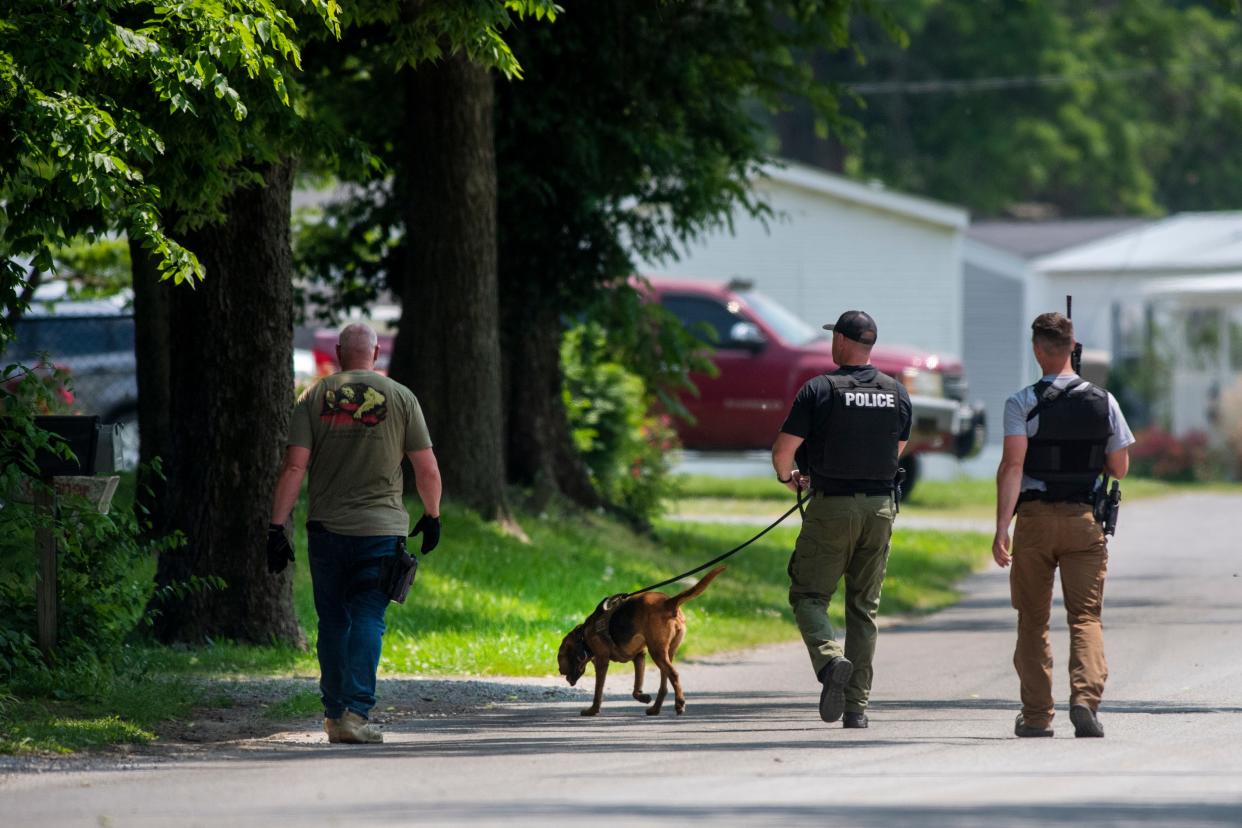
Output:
(843, 391), (896, 408)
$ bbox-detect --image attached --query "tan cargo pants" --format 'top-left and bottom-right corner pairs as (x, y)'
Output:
(1011, 500), (1109, 729)
(788, 492), (895, 713)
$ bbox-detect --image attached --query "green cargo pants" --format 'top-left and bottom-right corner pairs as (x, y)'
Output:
(788, 492), (895, 713)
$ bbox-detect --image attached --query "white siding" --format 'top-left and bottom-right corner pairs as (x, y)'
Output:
(647, 179), (966, 357)
(1034, 269), (1189, 355)
(963, 262), (1028, 443)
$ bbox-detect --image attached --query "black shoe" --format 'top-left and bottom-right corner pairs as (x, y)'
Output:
(817, 657), (853, 723)
(1014, 713), (1053, 738)
(1070, 704), (1104, 738)
(842, 711), (869, 729)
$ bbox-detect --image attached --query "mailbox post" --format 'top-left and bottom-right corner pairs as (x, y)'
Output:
(34, 475), (58, 657)
(31, 416), (101, 659)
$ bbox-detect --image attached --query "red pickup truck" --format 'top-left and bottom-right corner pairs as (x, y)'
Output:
(648, 278), (986, 491)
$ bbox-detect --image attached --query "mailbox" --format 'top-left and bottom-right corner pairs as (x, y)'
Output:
(33, 415), (101, 477)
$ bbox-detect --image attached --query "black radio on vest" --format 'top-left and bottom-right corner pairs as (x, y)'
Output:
(820, 369), (903, 481)
(1067, 294), (1083, 376)
(1023, 378), (1112, 501)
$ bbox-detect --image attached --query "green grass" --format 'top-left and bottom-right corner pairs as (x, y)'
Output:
(9, 467), (1238, 755)
(668, 474), (1242, 522)
(360, 510), (990, 674)
(0, 674), (200, 755)
(135, 496), (991, 680)
(263, 690), (321, 720)
(671, 475), (794, 502)
(351, 505), (986, 675)
(0, 474), (999, 753)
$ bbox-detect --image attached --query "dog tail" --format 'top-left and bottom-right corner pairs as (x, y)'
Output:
(669, 565), (726, 609)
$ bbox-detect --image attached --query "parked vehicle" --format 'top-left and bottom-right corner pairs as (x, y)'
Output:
(310, 328), (395, 376)
(6, 291), (140, 469)
(647, 277), (987, 492)
(308, 308), (399, 376)
(8, 285), (318, 471)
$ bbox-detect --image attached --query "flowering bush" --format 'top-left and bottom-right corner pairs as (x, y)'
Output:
(1128, 426), (1216, 481)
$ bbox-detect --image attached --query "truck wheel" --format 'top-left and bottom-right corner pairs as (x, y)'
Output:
(901, 454), (920, 501)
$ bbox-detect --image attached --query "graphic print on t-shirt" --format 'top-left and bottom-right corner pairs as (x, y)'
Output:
(320, 382), (388, 427)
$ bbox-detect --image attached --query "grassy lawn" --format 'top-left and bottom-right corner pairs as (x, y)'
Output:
(0, 674), (201, 755)
(141, 499), (990, 678)
(10, 466), (1236, 754)
(2, 474), (1007, 753)
(668, 474), (1242, 521)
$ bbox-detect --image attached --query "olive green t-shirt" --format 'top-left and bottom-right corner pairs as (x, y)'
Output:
(288, 370), (432, 536)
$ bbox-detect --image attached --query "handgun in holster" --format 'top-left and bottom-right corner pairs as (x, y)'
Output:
(379, 537), (419, 604)
(1092, 477), (1121, 536)
(893, 467), (906, 515)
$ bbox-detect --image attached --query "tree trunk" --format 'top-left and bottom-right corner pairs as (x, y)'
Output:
(129, 238), (171, 534)
(501, 301), (600, 509)
(151, 161), (303, 646)
(390, 54), (511, 522)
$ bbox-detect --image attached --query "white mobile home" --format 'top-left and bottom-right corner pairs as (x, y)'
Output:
(967, 213), (1242, 438)
(647, 162), (969, 358)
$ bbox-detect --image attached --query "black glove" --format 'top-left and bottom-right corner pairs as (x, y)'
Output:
(267, 523), (294, 574)
(410, 514), (441, 554)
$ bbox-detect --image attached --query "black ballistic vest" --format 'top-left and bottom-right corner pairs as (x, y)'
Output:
(1023, 378), (1112, 500)
(819, 369), (903, 482)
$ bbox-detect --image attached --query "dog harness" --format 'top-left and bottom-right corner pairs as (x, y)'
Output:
(582, 593), (632, 661)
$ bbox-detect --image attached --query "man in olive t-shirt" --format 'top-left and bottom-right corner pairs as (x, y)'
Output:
(267, 323), (442, 744)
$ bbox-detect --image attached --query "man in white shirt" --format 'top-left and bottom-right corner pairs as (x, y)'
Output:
(993, 312), (1135, 739)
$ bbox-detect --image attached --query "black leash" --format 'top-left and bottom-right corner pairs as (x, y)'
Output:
(626, 487), (807, 598)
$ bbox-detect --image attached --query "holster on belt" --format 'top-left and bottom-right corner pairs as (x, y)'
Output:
(379, 537), (419, 604)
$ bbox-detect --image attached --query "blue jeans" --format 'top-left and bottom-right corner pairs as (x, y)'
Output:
(307, 524), (399, 720)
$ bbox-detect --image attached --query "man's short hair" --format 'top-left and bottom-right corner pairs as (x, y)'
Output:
(1031, 312), (1074, 354)
(339, 322), (378, 352)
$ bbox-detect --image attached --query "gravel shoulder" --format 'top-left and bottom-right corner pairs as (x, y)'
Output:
(0, 677), (587, 777)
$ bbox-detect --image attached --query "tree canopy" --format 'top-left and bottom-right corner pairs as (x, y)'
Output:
(809, 0), (1242, 216)
(0, 0), (341, 318)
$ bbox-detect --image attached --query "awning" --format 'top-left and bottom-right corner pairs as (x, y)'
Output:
(1142, 272), (1242, 304)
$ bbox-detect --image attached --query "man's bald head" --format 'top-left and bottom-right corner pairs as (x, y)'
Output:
(337, 322), (380, 371)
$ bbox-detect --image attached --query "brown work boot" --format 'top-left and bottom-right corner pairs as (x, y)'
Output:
(324, 710), (384, 744)
(1070, 704), (1104, 738)
(1014, 713), (1053, 738)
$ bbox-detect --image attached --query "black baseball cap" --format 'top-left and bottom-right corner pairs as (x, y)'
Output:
(823, 310), (878, 345)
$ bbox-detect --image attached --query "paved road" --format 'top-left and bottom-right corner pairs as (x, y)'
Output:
(5, 494), (1242, 826)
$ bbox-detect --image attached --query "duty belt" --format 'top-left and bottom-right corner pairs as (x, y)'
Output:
(813, 489), (893, 498)
(1017, 490), (1093, 505)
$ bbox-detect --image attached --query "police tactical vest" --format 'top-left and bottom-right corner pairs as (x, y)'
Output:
(1023, 378), (1112, 500)
(819, 369), (903, 481)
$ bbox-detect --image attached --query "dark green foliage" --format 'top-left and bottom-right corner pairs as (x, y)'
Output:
(0, 0), (342, 301)
(495, 0), (876, 313)
(834, 0), (1242, 216)
(491, 1), (879, 507)
(0, 365), (194, 697)
(293, 1), (881, 513)
(0, 465), (180, 691)
(562, 321), (681, 522)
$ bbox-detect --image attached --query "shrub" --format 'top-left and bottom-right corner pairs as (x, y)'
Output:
(0, 365), (181, 696)
(561, 322), (679, 523)
(1128, 426), (1224, 482)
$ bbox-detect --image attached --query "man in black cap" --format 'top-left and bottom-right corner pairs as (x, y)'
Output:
(772, 310), (912, 729)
